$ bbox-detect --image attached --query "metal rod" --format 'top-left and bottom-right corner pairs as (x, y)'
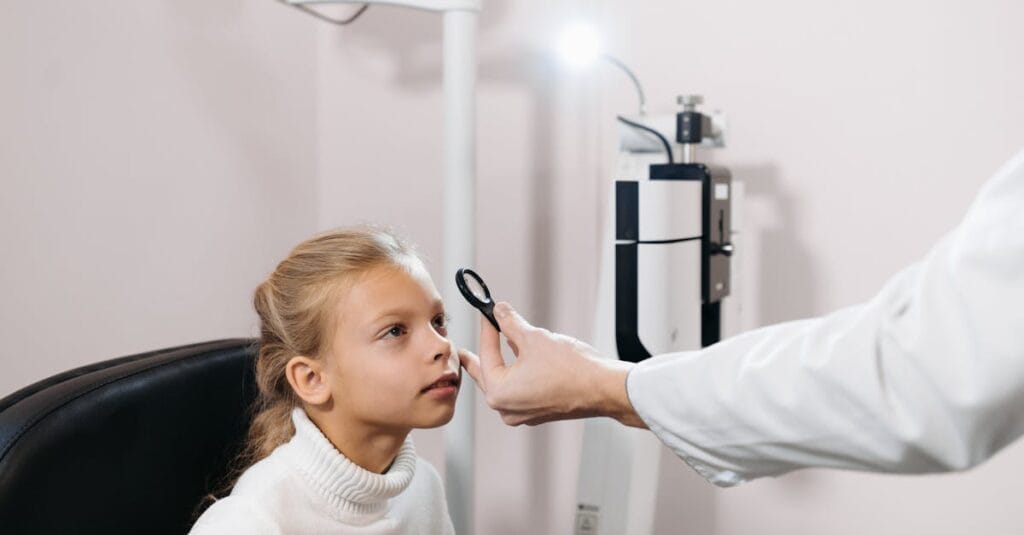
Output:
(442, 9), (477, 535)
(682, 144), (695, 164)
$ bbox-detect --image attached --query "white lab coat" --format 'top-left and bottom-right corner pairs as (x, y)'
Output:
(626, 148), (1024, 487)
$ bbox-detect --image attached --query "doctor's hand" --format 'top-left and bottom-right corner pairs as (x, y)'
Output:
(458, 302), (647, 428)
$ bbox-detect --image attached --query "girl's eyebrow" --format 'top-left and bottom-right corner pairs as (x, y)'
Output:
(368, 308), (411, 325)
(368, 299), (445, 325)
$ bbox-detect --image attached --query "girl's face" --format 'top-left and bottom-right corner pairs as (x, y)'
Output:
(324, 259), (460, 432)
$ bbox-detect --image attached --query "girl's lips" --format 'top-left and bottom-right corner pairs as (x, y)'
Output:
(422, 384), (459, 399)
(421, 372), (460, 393)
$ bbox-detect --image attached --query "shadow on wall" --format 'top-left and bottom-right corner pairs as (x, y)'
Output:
(653, 445), (716, 535)
(734, 164), (820, 326)
(315, 3), (564, 534)
(483, 49), (561, 535)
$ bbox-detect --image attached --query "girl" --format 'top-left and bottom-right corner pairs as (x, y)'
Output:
(191, 228), (459, 534)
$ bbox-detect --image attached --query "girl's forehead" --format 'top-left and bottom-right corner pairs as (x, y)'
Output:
(372, 258), (434, 290)
(335, 261), (442, 321)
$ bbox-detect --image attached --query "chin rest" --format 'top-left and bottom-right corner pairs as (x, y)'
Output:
(0, 339), (258, 534)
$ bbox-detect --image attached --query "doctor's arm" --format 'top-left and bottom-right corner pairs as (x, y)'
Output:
(460, 149), (1024, 486)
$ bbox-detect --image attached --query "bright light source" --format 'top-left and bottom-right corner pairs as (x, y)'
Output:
(557, 23), (602, 68)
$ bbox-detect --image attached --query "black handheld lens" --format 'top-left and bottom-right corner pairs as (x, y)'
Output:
(455, 268), (500, 332)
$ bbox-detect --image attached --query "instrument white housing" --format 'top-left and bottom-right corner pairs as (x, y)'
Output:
(576, 133), (741, 533)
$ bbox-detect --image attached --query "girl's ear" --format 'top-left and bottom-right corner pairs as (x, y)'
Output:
(285, 355), (332, 406)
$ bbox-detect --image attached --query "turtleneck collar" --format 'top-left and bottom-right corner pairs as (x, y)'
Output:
(279, 407), (418, 524)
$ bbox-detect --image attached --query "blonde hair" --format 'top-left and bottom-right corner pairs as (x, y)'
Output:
(240, 227), (417, 476)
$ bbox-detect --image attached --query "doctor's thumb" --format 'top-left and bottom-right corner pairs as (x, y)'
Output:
(493, 302), (530, 347)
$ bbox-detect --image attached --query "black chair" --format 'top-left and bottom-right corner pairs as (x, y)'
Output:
(0, 339), (259, 534)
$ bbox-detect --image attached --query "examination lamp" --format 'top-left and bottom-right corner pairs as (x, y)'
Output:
(556, 22), (647, 116)
(557, 23), (602, 68)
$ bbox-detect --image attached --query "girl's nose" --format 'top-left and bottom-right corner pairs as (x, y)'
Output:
(430, 331), (451, 361)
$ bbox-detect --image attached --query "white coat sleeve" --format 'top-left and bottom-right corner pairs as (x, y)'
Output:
(625, 148), (1024, 487)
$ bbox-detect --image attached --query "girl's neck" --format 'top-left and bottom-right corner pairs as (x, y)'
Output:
(305, 406), (410, 474)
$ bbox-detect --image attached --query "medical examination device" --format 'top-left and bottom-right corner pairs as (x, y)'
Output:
(455, 268), (501, 332)
(578, 96), (735, 535)
(276, 1), (480, 532)
(566, 29), (737, 533)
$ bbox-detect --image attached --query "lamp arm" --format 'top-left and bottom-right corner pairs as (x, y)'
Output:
(602, 54), (647, 116)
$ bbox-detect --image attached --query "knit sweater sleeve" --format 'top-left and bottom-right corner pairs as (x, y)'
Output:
(188, 495), (282, 535)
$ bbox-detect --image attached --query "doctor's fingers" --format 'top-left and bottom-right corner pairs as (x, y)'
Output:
(457, 349), (486, 393)
(476, 314), (507, 382)
(493, 302), (545, 356)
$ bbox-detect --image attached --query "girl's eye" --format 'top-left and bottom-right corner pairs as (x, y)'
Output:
(433, 313), (450, 333)
(383, 325), (406, 339)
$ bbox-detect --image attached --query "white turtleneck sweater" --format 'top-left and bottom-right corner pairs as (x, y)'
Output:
(189, 408), (454, 534)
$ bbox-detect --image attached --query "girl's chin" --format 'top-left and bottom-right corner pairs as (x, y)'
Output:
(415, 407), (457, 429)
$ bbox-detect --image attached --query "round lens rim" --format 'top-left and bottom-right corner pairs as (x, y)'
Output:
(456, 268), (492, 306)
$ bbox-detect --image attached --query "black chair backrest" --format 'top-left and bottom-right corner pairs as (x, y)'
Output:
(0, 339), (259, 534)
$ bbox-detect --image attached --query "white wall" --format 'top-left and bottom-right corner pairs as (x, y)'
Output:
(5, 1), (1024, 534)
(0, 1), (318, 394)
